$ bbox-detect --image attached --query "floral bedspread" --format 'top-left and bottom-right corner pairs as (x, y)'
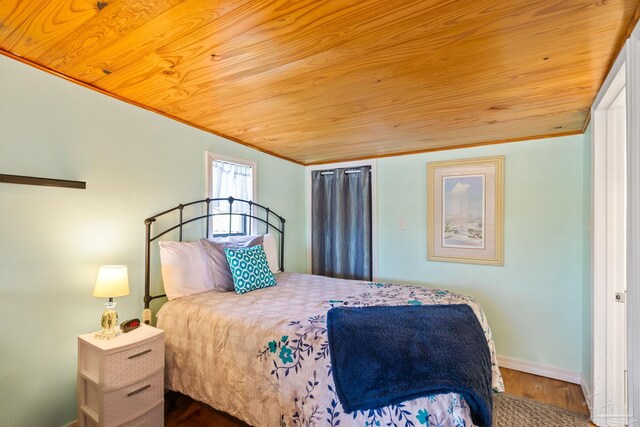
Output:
(157, 273), (504, 427)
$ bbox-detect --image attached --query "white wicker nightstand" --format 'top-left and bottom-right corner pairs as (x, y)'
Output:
(77, 324), (164, 427)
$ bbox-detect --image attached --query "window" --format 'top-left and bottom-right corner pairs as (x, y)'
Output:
(206, 153), (256, 236)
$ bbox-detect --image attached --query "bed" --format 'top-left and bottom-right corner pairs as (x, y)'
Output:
(144, 198), (504, 427)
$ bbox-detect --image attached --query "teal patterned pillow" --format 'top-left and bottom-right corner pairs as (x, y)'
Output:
(225, 244), (277, 294)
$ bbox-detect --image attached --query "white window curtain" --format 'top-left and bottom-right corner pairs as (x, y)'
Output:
(212, 160), (252, 205)
(211, 160), (253, 234)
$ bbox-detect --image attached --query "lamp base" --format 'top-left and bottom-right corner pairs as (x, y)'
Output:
(95, 300), (119, 340)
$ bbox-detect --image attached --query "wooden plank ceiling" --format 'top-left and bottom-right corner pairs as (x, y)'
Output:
(0, 0), (638, 165)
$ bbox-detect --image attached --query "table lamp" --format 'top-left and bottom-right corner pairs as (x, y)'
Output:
(93, 265), (130, 339)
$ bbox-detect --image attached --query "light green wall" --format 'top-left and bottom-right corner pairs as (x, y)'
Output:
(0, 55), (305, 427)
(582, 123), (593, 387)
(376, 135), (586, 371)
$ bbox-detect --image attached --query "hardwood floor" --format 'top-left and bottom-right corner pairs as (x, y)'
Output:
(165, 395), (250, 427)
(165, 367), (592, 426)
(499, 368), (590, 416)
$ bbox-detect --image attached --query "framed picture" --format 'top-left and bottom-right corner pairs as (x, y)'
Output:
(427, 156), (504, 265)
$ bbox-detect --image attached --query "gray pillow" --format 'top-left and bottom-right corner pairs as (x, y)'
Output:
(200, 235), (264, 292)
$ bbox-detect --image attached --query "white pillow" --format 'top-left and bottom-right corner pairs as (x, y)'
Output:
(262, 233), (279, 273)
(159, 240), (213, 300)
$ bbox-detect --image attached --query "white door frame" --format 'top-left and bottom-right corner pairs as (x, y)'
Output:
(592, 58), (626, 427)
(626, 24), (640, 427)
(591, 25), (640, 426)
(305, 160), (378, 280)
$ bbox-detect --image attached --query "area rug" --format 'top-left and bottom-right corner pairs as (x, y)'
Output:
(493, 393), (591, 427)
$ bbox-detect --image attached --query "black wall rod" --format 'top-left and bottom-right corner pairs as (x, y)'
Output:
(0, 174), (86, 189)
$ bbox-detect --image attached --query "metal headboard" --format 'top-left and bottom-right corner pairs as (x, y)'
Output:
(143, 197), (285, 310)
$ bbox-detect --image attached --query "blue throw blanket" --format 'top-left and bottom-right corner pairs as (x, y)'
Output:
(327, 304), (493, 427)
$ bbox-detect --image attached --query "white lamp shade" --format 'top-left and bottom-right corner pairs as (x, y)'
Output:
(93, 265), (130, 298)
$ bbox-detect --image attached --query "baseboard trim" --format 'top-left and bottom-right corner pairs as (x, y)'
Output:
(581, 375), (592, 410)
(580, 374), (595, 423)
(63, 421), (78, 427)
(497, 355), (582, 384)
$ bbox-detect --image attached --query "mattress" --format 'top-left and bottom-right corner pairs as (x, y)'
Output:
(157, 272), (504, 427)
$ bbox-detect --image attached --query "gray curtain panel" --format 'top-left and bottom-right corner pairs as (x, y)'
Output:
(311, 166), (372, 280)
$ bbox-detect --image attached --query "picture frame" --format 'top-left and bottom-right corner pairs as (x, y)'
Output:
(427, 156), (504, 265)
